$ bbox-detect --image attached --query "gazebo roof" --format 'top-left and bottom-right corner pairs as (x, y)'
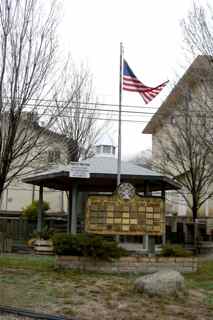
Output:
(23, 157), (180, 192)
(81, 156), (159, 176)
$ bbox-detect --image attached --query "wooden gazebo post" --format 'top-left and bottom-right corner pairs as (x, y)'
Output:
(67, 184), (78, 234)
(37, 185), (43, 232)
(161, 185), (166, 245)
(144, 182), (155, 253)
(67, 190), (72, 234)
(71, 184), (78, 234)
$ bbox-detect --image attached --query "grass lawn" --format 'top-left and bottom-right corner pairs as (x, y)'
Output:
(0, 254), (212, 320)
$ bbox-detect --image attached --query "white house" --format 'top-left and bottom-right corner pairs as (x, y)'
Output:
(0, 113), (69, 218)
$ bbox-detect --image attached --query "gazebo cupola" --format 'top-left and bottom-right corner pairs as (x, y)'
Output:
(95, 135), (116, 158)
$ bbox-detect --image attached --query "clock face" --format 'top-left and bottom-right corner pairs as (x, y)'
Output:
(117, 183), (135, 200)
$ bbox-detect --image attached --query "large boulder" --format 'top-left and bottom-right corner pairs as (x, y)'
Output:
(134, 270), (186, 296)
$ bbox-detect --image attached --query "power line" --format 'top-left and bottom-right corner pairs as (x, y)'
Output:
(6, 98), (213, 118)
(20, 101), (156, 116)
(50, 109), (153, 119)
(20, 105), (213, 124)
(40, 104), (155, 116)
(3, 96), (159, 110)
(25, 104), (213, 122)
(41, 112), (150, 123)
(6, 97), (213, 124)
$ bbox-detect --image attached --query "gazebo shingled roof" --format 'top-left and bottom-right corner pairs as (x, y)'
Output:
(23, 157), (180, 192)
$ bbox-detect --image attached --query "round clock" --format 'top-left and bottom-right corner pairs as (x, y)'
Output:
(117, 183), (135, 200)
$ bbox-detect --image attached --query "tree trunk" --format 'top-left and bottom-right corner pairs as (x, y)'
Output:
(192, 204), (198, 254)
(67, 140), (80, 162)
(0, 179), (5, 203)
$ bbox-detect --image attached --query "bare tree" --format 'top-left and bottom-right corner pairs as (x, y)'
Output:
(0, 0), (65, 198)
(53, 62), (110, 162)
(151, 3), (213, 248)
(129, 149), (152, 169)
(170, 2), (213, 222)
(181, 1), (213, 149)
(181, 1), (213, 58)
(153, 87), (213, 224)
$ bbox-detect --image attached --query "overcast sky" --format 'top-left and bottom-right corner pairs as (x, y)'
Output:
(58, 0), (207, 159)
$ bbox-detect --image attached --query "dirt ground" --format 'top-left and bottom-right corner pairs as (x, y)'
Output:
(0, 317), (30, 320)
(0, 267), (212, 320)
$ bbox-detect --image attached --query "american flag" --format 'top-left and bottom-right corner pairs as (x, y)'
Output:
(123, 60), (168, 104)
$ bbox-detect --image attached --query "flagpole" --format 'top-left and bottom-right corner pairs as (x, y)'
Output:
(117, 42), (123, 186)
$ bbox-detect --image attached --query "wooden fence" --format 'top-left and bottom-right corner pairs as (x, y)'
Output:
(0, 219), (35, 241)
(0, 218), (67, 242)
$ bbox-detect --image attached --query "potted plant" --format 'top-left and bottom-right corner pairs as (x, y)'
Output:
(22, 200), (50, 222)
(31, 226), (54, 255)
(23, 201), (54, 254)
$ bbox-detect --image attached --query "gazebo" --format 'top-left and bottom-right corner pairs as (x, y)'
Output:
(23, 139), (180, 251)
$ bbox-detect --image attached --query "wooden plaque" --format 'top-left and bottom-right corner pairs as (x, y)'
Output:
(85, 193), (165, 236)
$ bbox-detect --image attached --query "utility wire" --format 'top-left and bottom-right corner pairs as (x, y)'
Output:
(51, 110), (153, 118)
(18, 101), (156, 116)
(5, 98), (213, 118)
(3, 96), (159, 110)
(42, 113), (150, 123)
(27, 108), (213, 123)
(5, 97), (213, 125)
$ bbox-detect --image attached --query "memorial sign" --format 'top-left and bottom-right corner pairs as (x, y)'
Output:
(69, 162), (90, 178)
(86, 184), (165, 236)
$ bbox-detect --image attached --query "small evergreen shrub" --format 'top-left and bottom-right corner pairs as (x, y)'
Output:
(32, 225), (54, 240)
(22, 200), (50, 221)
(160, 243), (192, 257)
(52, 233), (128, 260)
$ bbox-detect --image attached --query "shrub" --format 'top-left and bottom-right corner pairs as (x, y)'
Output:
(22, 200), (50, 221)
(52, 233), (128, 260)
(160, 243), (192, 257)
(32, 225), (54, 240)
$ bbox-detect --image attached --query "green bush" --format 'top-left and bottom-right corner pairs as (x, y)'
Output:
(52, 233), (128, 260)
(160, 243), (192, 257)
(22, 200), (50, 221)
(32, 225), (54, 240)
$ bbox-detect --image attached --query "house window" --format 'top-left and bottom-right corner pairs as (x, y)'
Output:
(170, 115), (176, 125)
(103, 145), (111, 154)
(48, 150), (61, 163)
(187, 89), (192, 103)
(96, 146), (102, 154)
